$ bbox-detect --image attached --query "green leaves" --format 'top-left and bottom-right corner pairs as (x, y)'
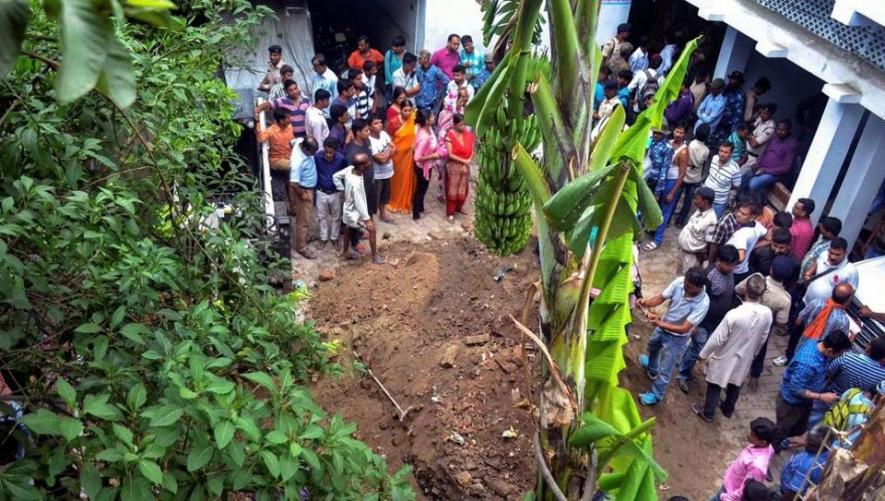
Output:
(0, 0), (29, 77)
(542, 163), (617, 231)
(83, 394), (122, 421)
(19, 409), (82, 442)
(137, 459), (163, 484)
(213, 421), (235, 449)
(55, 0), (117, 105)
(569, 412), (620, 447)
(186, 442), (214, 472)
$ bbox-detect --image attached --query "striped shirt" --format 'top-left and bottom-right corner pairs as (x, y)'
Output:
(353, 86), (371, 120)
(272, 97), (310, 138)
(704, 155), (741, 205)
(825, 353), (885, 395)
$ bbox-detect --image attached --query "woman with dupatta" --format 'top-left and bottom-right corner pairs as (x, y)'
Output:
(387, 99), (417, 214)
(443, 114), (475, 222)
(436, 87), (470, 200)
(386, 87), (407, 136)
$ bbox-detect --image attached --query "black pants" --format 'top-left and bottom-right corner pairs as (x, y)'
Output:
(750, 333), (770, 378)
(412, 165), (430, 217)
(775, 395), (811, 451)
(675, 182), (699, 226)
(703, 382), (741, 419)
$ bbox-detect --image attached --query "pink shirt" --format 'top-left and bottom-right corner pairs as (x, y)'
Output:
(430, 47), (460, 79)
(790, 218), (814, 262)
(414, 127), (440, 180)
(721, 445), (773, 501)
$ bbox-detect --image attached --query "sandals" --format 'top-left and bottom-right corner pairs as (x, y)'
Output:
(642, 241), (659, 251)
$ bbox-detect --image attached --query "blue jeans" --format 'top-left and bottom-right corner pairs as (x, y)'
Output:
(713, 202), (727, 220)
(742, 171), (782, 193)
(866, 246), (885, 259)
(646, 328), (691, 399)
(653, 179), (679, 245)
(679, 325), (710, 382)
(710, 485), (725, 501)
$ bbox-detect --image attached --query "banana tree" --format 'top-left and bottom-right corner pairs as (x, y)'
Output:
(468, 1), (698, 499)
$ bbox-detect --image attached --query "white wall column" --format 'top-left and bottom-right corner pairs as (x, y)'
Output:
(713, 26), (754, 79)
(596, 0), (633, 46)
(828, 115), (885, 249)
(787, 98), (864, 225)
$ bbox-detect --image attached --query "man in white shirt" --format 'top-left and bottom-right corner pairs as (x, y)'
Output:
(308, 54), (339, 119)
(740, 103), (776, 172)
(393, 52), (420, 98)
(333, 153), (383, 264)
(677, 187), (718, 272)
(305, 89), (331, 144)
(368, 115), (396, 224)
(802, 237), (858, 304)
(627, 55), (662, 113)
(703, 142), (742, 219)
(726, 219), (769, 284)
(444, 64), (475, 107)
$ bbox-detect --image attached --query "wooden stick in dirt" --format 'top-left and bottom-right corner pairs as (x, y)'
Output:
(352, 350), (414, 421)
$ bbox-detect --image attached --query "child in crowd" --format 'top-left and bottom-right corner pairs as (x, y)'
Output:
(779, 425), (830, 500)
(712, 417), (777, 501)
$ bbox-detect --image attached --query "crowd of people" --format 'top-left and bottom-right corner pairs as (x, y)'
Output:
(252, 34), (489, 263)
(249, 21), (885, 500)
(594, 23), (885, 501)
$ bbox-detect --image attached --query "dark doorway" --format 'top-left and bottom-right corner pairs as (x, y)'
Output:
(306, 0), (419, 76)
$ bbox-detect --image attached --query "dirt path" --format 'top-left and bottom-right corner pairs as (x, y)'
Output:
(309, 238), (540, 499)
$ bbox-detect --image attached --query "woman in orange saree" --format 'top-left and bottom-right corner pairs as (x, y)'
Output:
(387, 100), (417, 214)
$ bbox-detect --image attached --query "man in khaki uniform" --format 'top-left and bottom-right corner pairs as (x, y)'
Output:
(741, 256), (794, 392)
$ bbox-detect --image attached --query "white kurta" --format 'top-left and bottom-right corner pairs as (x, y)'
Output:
(699, 302), (772, 387)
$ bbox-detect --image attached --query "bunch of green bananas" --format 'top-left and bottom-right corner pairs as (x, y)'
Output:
(473, 103), (541, 256)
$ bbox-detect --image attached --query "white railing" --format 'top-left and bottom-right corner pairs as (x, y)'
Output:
(255, 97), (276, 229)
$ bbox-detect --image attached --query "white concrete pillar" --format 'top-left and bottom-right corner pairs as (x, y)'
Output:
(713, 26), (754, 79)
(596, 0), (633, 46)
(828, 114), (885, 249)
(787, 98), (864, 225)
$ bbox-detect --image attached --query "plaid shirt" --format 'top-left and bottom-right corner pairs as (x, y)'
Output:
(780, 340), (828, 405)
(708, 213), (739, 245)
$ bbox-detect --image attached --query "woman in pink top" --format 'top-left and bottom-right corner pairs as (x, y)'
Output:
(790, 198), (815, 262)
(712, 417), (776, 501)
(412, 109), (441, 220)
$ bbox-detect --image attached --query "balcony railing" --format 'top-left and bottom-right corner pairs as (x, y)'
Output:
(754, 0), (885, 71)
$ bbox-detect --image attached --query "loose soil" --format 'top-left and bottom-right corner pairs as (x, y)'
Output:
(309, 238), (541, 499)
(307, 231), (738, 500)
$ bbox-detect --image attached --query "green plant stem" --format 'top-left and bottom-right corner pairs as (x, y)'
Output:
(547, 0), (580, 105)
(529, 73), (576, 187)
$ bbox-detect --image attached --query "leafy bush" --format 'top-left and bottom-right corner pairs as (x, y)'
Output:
(0, 1), (413, 498)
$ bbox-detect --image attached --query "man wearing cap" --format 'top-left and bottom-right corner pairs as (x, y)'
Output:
(472, 53), (495, 90)
(694, 78), (726, 134)
(741, 119), (799, 194)
(677, 187), (718, 272)
(602, 23), (631, 73)
(744, 256), (795, 392)
(720, 71), (746, 134)
(643, 125), (673, 192)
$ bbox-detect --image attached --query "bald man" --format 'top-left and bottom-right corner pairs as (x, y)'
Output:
(333, 152), (383, 264)
(795, 283), (854, 352)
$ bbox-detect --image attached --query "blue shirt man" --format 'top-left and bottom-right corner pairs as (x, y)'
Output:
(646, 132), (674, 193)
(289, 139), (317, 188)
(415, 55), (449, 111)
(695, 79), (727, 133)
(314, 148), (347, 193)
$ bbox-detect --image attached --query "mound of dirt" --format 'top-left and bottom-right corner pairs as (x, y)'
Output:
(309, 238), (540, 499)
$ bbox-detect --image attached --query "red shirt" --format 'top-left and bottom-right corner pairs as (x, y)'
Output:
(347, 49), (384, 71)
(790, 218), (814, 262)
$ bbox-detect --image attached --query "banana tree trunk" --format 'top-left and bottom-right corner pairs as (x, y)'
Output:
(471, 1), (698, 498)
